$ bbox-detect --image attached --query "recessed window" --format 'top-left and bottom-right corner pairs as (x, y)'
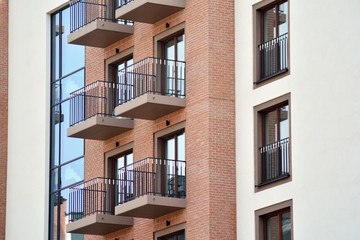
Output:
(254, 94), (291, 189)
(159, 230), (185, 240)
(256, 200), (293, 240)
(254, 0), (289, 84)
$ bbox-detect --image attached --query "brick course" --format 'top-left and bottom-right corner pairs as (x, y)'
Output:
(0, 0), (8, 239)
(84, 0), (235, 239)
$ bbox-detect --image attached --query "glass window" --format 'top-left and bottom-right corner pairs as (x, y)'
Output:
(263, 209), (291, 240)
(159, 230), (185, 240)
(254, 94), (291, 188)
(163, 33), (185, 97)
(256, 0), (289, 82)
(259, 103), (290, 185)
(50, 6), (85, 240)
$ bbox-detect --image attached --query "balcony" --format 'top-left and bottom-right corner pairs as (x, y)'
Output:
(115, 157), (186, 218)
(66, 178), (133, 235)
(116, 0), (186, 24)
(114, 57), (186, 120)
(258, 137), (290, 187)
(68, 0), (134, 48)
(257, 33), (288, 83)
(67, 81), (133, 140)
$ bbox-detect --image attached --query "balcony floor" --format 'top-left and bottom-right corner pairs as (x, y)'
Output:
(67, 115), (134, 140)
(115, 195), (186, 219)
(114, 93), (186, 120)
(68, 19), (134, 48)
(66, 213), (133, 235)
(116, 0), (186, 24)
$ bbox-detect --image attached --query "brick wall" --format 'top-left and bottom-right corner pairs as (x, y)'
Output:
(0, 0), (8, 239)
(84, 0), (235, 239)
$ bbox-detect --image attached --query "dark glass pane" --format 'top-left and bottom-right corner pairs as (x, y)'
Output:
(61, 8), (85, 76)
(50, 106), (60, 167)
(53, 13), (60, 81)
(263, 7), (276, 42)
(282, 211), (291, 240)
(61, 158), (84, 188)
(49, 193), (58, 240)
(60, 100), (84, 164)
(266, 215), (279, 240)
(264, 108), (278, 145)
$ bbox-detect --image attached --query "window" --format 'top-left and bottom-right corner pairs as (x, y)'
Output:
(254, 94), (291, 188)
(254, 0), (289, 84)
(105, 47), (133, 108)
(50, 6), (85, 240)
(154, 23), (186, 98)
(154, 223), (186, 240)
(105, 143), (134, 204)
(159, 230), (185, 240)
(155, 122), (186, 198)
(256, 200), (293, 240)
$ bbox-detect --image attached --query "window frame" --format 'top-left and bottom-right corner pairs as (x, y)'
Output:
(154, 223), (186, 240)
(254, 93), (291, 191)
(255, 200), (293, 240)
(253, 0), (290, 87)
(154, 122), (186, 198)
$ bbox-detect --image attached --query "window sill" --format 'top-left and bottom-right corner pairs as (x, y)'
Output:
(254, 68), (289, 85)
(256, 173), (290, 188)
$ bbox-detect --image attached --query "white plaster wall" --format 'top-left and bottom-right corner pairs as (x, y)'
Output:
(236, 0), (360, 239)
(7, 1), (68, 239)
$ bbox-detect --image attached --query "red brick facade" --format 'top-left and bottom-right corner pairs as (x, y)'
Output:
(84, 0), (235, 239)
(0, 0), (8, 239)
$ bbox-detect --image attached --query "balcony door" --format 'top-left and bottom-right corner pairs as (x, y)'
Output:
(112, 151), (133, 204)
(163, 33), (185, 97)
(114, 57), (133, 106)
(162, 131), (186, 198)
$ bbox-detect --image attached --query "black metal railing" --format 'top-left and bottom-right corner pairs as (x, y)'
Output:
(117, 157), (186, 204)
(117, 57), (186, 105)
(117, 0), (134, 8)
(70, 0), (133, 33)
(258, 33), (288, 82)
(68, 177), (121, 222)
(259, 137), (289, 185)
(69, 81), (119, 126)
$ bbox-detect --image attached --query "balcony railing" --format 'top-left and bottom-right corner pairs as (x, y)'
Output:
(259, 137), (290, 186)
(68, 177), (121, 222)
(117, 0), (134, 8)
(70, 0), (133, 33)
(116, 57), (186, 105)
(117, 157), (186, 205)
(258, 33), (288, 82)
(69, 81), (120, 126)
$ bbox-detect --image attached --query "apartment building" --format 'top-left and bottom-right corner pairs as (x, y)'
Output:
(3, 0), (235, 239)
(236, 0), (360, 239)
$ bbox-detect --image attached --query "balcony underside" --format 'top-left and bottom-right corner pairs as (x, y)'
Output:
(67, 115), (134, 140)
(115, 195), (186, 218)
(114, 94), (186, 120)
(66, 214), (133, 235)
(68, 19), (134, 48)
(116, 0), (186, 24)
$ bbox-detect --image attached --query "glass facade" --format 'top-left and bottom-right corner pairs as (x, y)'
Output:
(50, 6), (85, 240)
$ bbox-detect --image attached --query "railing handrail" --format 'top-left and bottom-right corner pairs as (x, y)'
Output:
(118, 157), (186, 172)
(70, 177), (121, 189)
(258, 32), (288, 48)
(259, 137), (289, 151)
